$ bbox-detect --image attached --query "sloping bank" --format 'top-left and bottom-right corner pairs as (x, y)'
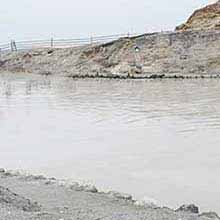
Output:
(0, 169), (220, 220)
(1, 1), (220, 79)
(0, 29), (220, 79)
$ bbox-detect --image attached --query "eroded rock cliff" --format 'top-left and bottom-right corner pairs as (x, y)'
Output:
(176, 1), (220, 31)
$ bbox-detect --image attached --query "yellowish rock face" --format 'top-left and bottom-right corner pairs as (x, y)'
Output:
(176, 1), (220, 31)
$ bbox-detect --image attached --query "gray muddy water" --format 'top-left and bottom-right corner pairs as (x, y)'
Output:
(0, 73), (220, 212)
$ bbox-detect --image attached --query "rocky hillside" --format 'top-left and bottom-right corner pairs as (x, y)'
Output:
(176, 1), (220, 31)
(0, 1), (220, 78)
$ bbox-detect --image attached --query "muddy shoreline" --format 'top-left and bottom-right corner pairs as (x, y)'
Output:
(1, 69), (220, 80)
(0, 168), (219, 220)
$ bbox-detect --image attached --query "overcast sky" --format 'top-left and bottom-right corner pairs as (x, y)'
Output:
(0, 0), (216, 42)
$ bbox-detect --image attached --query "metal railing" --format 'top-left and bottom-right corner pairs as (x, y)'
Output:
(0, 33), (137, 54)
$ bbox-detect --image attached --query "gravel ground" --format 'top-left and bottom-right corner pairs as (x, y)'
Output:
(0, 169), (219, 220)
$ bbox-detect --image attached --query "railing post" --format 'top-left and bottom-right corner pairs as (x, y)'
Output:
(10, 40), (17, 52)
(10, 40), (13, 52)
(13, 40), (17, 51)
(90, 36), (93, 45)
(51, 38), (54, 47)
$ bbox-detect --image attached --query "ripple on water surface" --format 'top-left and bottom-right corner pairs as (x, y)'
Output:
(0, 73), (220, 212)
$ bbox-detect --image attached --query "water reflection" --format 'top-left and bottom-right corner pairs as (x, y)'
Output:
(0, 73), (220, 212)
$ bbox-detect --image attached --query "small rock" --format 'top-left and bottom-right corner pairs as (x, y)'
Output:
(40, 71), (52, 76)
(149, 74), (165, 79)
(3, 171), (14, 177)
(23, 174), (46, 181)
(69, 183), (83, 191)
(108, 191), (132, 201)
(23, 53), (32, 59)
(0, 60), (7, 67)
(129, 65), (142, 74)
(83, 185), (98, 193)
(134, 197), (158, 208)
(70, 183), (98, 193)
(0, 168), (5, 173)
(199, 212), (220, 219)
(44, 180), (56, 185)
(47, 50), (54, 54)
(176, 204), (199, 214)
(33, 175), (47, 180)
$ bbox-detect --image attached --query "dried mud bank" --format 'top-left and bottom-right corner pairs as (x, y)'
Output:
(0, 168), (219, 220)
(1, 29), (220, 79)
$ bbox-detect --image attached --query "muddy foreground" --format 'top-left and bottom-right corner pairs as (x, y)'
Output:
(0, 169), (219, 220)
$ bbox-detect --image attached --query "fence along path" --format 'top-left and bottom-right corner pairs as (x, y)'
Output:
(0, 33), (136, 53)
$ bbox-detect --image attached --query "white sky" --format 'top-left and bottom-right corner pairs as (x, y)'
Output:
(0, 0), (217, 42)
